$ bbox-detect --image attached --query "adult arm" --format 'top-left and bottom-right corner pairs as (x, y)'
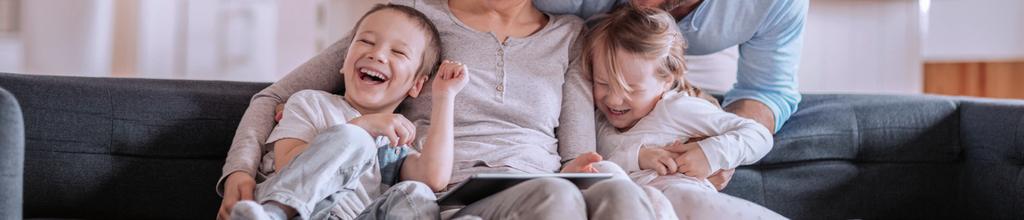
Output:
(556, 25), (597, 164)
(533, 0), (619, 20)
(216, 34), (351, 219)
(723, 0), (807, 132)
(217, 34), (351, 194)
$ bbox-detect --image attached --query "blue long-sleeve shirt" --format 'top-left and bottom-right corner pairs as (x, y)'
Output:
(536, 0), (806, 132)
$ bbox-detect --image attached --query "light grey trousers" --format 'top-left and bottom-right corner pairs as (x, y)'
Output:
(452, 176), (657, 220)
(255, 124), (439, 220)
(257, 123), (656, 219)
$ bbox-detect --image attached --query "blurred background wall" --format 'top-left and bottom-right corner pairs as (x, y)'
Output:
(0, 0), (1021, 98)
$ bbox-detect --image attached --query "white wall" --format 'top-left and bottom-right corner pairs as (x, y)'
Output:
(182, 0), (277, 81)
(272, 0), (385, 79)
(4, 0), (1019, 88)
(20, 0), (113, 76)
(688, 0), (927, 94)
(275, 0), (318, 76)
(797, 0), (925, 94)
(136, 0), (183, 78)
(925, 0), (1024, 61)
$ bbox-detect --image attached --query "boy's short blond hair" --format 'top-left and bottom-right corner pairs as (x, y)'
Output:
(349, 4), (443, 79)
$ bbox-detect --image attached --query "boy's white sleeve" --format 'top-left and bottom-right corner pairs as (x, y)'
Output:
(266, 90), (322, 145)
(664, 97), (774, 174)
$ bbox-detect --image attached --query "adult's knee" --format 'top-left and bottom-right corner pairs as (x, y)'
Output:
(525, 178), (581, 198)
(587, 178), (646, 202)
(592, 161), (629, 179)
(584, 179), (656, 219)
(518, 178), (586, 217)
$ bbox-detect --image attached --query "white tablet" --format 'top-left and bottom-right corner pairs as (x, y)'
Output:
(436, 173), (614, 206)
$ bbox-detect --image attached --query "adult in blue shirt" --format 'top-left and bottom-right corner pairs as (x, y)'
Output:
(536, 0), (807, 190)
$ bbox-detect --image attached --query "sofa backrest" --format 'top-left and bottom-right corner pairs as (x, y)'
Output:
(2, 72), (1022, 219)
(723, 93), (1024, 219)
(0, 72), (268, 219)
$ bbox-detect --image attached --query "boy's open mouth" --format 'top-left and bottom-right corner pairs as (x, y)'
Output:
(359, 67), (389, 84)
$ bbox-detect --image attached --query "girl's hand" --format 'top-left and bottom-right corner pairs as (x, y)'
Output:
(639, 147), (680, 175)
(560, 152), (603, 173)
(348, 113), (416, 146)
(432, 60), (470, 98)
(218, 171), (256, 220)
(665, 140), (712, 179)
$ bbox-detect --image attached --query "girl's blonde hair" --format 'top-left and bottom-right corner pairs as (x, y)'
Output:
(581, 4), (704, 98)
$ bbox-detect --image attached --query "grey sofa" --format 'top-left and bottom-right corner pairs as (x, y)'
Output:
(1, 72), (1022, 219)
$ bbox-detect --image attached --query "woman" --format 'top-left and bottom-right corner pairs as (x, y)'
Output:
(217, 0), (657, 219)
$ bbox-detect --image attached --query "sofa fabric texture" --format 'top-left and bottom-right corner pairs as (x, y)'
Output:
(0, 72), (1022, 219)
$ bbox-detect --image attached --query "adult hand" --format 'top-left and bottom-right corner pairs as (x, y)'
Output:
(432, 60), (470, 98)
(218, 171), (256, 220)
(274, 103), (285, 122)
(664, 140), (711, 179)
(707, 168), (735, 191)
(560, 152), (603, 173)
(719, 99), (776, 190)
(348, 113), (416, 146)
(686, 136), (738, 191)
(639, 147), (680, 175)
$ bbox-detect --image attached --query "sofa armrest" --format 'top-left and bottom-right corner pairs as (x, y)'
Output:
(959, 98), (1024, 219)
(0, 87), (23, 219)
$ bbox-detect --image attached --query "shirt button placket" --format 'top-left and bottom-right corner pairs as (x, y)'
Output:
(497, 47), (506, 94)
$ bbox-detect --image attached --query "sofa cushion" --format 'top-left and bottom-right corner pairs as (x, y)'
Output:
(766, 94), (960, 164)
(0, 73), (268, 219)
(722, 94), (966, 219)
(958, 98), (1024, 219)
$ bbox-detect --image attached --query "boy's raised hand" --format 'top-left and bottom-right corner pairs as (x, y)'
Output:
(665, 140), (712, 179)
(639, 147), (681, 175)
(348, 113), (416, 147)
(432, 60), (470, 98)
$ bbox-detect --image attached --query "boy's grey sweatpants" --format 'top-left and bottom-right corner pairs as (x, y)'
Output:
(255, 124), (439, 220)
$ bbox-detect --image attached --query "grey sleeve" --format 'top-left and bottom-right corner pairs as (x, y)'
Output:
(556, 25), (597, 163)
(216, 34), (352, 195)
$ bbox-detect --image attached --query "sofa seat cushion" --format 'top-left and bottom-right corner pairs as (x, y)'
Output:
(763, 94), (960, 165)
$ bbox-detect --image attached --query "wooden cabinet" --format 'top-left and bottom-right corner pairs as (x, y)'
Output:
(924, 61), (1024, 99)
